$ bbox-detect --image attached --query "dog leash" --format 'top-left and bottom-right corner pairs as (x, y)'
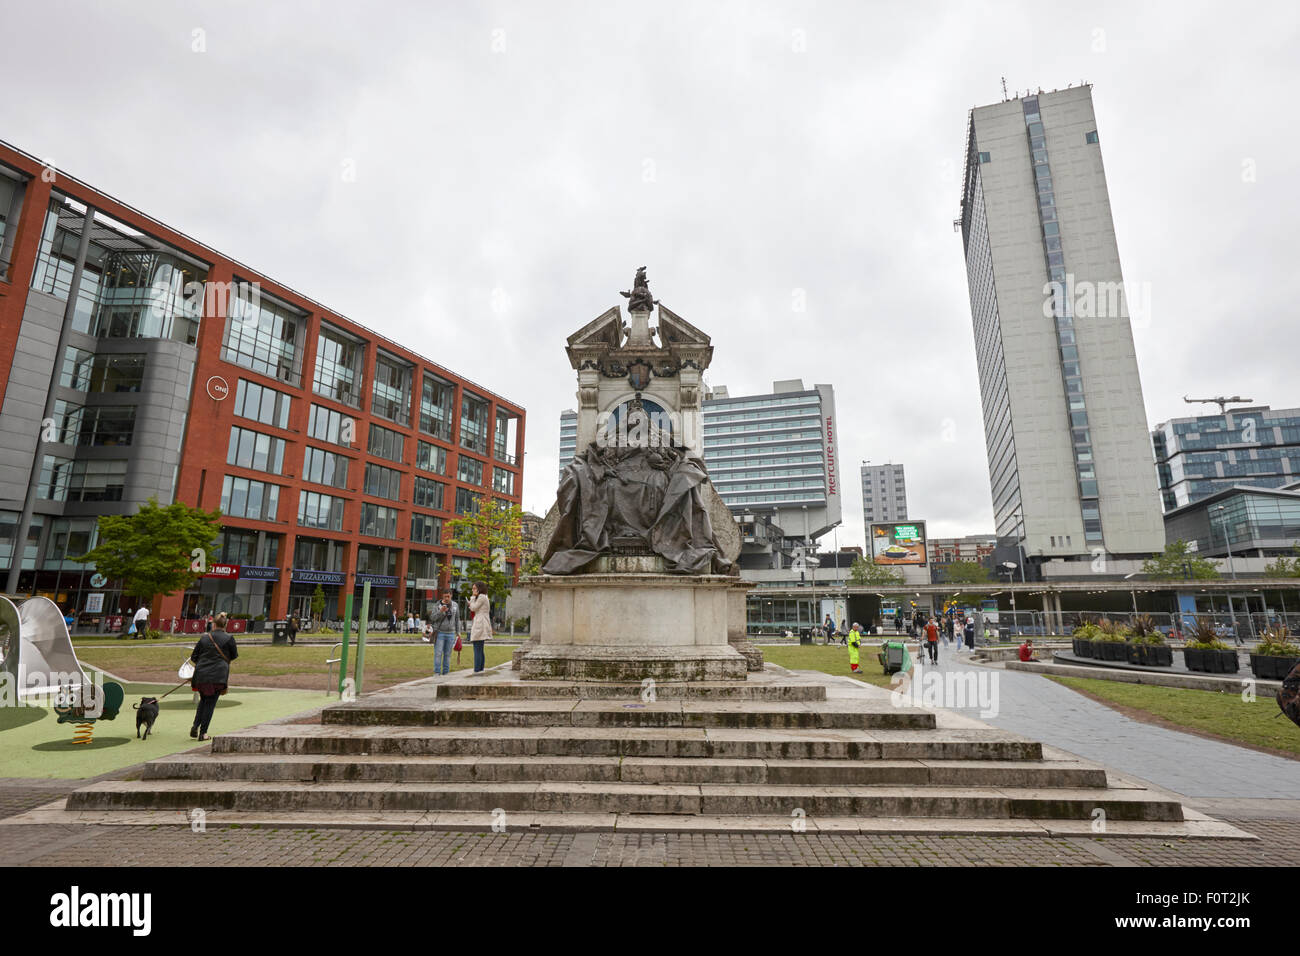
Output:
(132, 679), (191, 709)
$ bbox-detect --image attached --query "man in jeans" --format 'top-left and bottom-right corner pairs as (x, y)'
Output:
(428, 592), (460, 676)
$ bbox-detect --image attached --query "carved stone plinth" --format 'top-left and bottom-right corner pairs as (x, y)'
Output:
(517, 573), (750, 682)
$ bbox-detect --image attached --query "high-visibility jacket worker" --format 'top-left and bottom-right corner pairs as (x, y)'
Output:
(848, 624), (862, 672)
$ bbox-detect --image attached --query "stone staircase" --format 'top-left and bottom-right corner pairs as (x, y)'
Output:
(51, 666), (1243, 838)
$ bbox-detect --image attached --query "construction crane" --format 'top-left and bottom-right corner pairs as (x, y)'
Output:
(1183, 395), (1254, 415)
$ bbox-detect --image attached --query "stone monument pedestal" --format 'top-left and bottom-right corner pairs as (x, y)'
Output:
(518, 573), (750, 682)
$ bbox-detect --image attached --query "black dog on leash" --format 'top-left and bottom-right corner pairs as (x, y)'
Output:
(134, 698), (160, 739)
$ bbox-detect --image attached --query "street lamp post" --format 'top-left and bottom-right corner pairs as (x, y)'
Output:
(1214, 505), (1244, 644)
(1002, 562), (1018, 635)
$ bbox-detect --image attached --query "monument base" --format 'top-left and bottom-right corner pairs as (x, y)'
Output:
(517, 572), (751, 682)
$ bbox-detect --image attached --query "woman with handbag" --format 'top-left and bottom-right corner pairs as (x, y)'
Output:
(189, 611), (238, 740)
(468, 581), (492, 674)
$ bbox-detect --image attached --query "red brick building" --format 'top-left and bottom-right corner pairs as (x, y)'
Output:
(0, 139), (524, 631)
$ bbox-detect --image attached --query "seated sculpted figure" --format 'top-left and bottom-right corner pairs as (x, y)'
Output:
(542, 403), (736, 575)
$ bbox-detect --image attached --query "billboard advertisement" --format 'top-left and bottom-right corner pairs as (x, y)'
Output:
(870, 521), (927, 566)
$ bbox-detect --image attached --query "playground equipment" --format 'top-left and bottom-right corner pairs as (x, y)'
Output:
(1, 595), (124, 743)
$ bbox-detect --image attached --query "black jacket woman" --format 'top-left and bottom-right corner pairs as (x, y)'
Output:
(190, 611), (239, 741)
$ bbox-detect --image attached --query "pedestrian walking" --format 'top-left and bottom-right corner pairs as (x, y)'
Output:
(428, 592), (459, 676)
(847, 622), (862, 673)
(130, 604), (149, 639)
(189, 611), (238, 741)
(924, 616), (939, 664)
(468, 581), (492, 674)
(964, 617), (975, 651)
(406, 610), (416, 634)
(388, 610), (397, 634)
(287, 614), (298, 646)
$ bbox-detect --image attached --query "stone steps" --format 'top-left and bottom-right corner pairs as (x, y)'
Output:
(212, 725), (1043, 761)
(67, 779), (1182, 820)
(435, 681), (826, 701)
(322, 699), (930, 730)
(140, 753), (1107, 788)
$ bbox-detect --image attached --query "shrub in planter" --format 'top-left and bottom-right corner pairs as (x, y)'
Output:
(1128, 633), (1173, 667)
(1250, 626), (1300, 680)
(1092, 631), (1129, 661)
(1071, 622), (1100, 658)
(1183, 639), (1239, 674)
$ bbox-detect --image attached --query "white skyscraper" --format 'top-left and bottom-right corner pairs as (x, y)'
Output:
(958, 85), (1164, 567)
(861, 462), (908, 525)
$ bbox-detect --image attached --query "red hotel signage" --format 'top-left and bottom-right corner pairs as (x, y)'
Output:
(205, 564), (239, 579)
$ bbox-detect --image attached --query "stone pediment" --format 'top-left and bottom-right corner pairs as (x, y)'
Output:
(566, 307), (624, 364)
(655, 305), (711, 348)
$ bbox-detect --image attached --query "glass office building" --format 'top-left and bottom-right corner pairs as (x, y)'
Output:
(1164, 486), (1300, 559)
(1152, 405), (1300, 511)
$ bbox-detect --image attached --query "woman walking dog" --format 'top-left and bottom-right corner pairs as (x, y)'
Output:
(189, 611), (238, 740)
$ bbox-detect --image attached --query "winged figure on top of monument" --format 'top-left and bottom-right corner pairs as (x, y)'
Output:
(620, 266), (658, 312)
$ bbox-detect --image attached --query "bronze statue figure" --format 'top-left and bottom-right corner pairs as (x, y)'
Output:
(620, 266), (658, 313)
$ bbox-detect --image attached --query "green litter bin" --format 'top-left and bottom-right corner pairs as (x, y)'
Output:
(878, 640), (911, 675)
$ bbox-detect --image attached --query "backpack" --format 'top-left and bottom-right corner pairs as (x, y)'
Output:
(1279, 660), (1300, 729)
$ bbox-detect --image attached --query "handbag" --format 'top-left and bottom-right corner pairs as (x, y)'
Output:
(453, 635), (463, 652)
(178, 659), (195, 680)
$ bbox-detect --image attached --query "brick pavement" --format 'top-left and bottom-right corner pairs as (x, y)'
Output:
(1, 818), (1297, 866)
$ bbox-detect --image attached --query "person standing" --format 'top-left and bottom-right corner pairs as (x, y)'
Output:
(468, 581), (493, 674)
(189, 611), (238, 741)
(131, 603), (149, 640)
(406, 610), (416, 634)
(428, 592), (459, 676)
(924, 616), (940, 664)
(964, 617), (976, 652)
(287, 614), (298, 646)
(847, 623), (862, 673)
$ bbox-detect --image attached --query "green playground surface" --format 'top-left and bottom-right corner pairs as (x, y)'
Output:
(0, 670), (325, 779)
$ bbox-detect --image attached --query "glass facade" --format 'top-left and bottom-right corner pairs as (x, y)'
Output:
(297, 490), (345, 532)
(704, 391), (826, 508)
(38, 457), (127, 502)
(233, 379), (291, 430)
(460, 391), (489, 453)
(363, 462), (403, 501)
(1153, 407), (1300, 510)
(416, 440), (447, 475)
(1166, 491), (1300, 557)
(220, 475), (281, 522)
(457, 454), (484, 486)
(59, 349), (146, 393)
(223, 286), (303, 385)
(308, 404), (354, 447)
(227, 426), (287, 475)
(314, 324), (364, 407)
(302, 446), (350, 489)
(368, 423), (405, 463)
(372, 351), (412, 426)
(360, 503), (399, 539)
(413, 476), (446, 510)
(410, 513), (442, 546)
(420, 373), (454, 440)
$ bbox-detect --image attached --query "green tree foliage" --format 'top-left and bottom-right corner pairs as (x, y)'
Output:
(1140, 539), (1221, 580)
(444, 495), (525, 606)
(936, 559), (993, 604)
(311, 584), (326, 625)
(847, 556), (904, 587)
(75, 497), (223, 608)
(1263, 543), (1300, 578)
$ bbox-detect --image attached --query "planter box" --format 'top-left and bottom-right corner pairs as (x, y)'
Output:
(1093, 641), (1127, 662)
(1183, 647), (1240, 673)
(1072, 638), (1094, 658)
(1249, 654), (1300, 680)
(1128, 643), (1173, 667)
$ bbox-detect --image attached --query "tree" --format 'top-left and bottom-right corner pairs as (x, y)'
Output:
(935, 560), (992, 605)
(1264, 543), (1300, 578)
(444, 495), (525, 608)
(1140, 539), (1221, 580)
(310, 584), (326, 628)
(75, 497), (223, 611)
(848, 556), (904, 588)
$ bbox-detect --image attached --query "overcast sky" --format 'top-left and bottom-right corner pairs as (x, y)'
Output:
(5, 1), (1297, 547)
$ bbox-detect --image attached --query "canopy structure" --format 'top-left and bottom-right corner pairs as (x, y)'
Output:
(0, 595), (90, 701)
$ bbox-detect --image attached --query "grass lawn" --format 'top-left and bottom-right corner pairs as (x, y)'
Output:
(1048, 675), (1300, 758)
(0, 673), (325, 779)
(759, 643), (897, 689)
(76, 643), (516, 694)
